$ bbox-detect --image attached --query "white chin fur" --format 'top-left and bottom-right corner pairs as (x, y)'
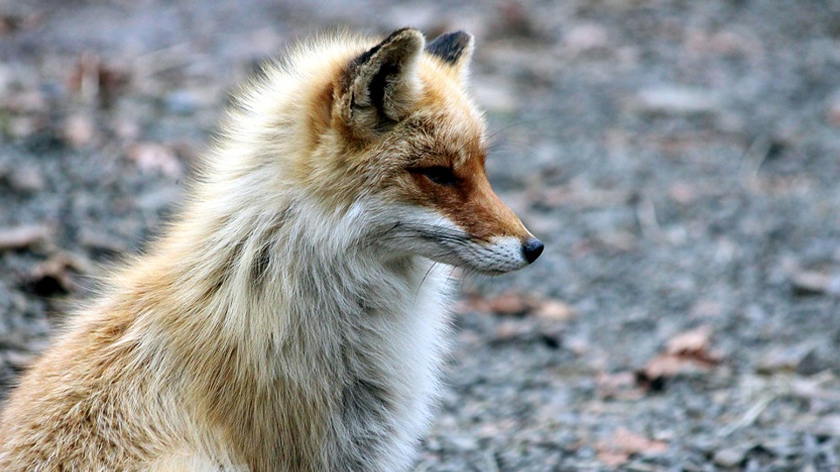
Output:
(464, 236), (530, 274)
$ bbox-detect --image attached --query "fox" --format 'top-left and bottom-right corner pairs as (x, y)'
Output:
(0, 28), (543, 471)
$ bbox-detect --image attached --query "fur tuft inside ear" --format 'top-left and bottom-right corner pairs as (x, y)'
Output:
(425, 31), (474, 78)
(338, 28), (425, 137)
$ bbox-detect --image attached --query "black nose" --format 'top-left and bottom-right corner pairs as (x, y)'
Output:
(521, 238), (544, 264)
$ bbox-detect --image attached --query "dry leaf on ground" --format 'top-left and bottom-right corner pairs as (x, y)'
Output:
(637, 325), (721, 389)
(595, 427), (668, 466)
(457, 292), (575, 320)
(26, 253), (94, 296)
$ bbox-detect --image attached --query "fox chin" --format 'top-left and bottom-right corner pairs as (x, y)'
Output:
(0, 28), (543, 472)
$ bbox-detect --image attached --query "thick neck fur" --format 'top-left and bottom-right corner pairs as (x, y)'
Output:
(108, 102), (450, 471)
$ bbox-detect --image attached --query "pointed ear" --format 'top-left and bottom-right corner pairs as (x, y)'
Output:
(337, 28), (425, 137)
(425, 31), (474, 79)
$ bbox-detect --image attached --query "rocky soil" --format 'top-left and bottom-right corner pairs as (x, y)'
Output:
(2, 0), (840, 470)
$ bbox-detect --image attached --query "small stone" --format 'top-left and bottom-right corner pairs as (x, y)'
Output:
(790, 270), (840, 295)
(713, 447), (745, 467)
(63, 113), (95, 148)
(564, 23), (609, 53)
(757, 345), (811, 374)
(796, 349), (829, 376)
(809, 414), (840, 436)
(635, 86), (722, 116)
(4, 350), (36, 370)
(8, 165), (45, 192)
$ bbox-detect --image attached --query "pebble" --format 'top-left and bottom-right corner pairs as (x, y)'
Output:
(0, 225), (52, 250)
(713, 447), (745, 467)
(4, 350), (36, 370)
(634, 86), (722, 116)
(7, 165), (45, 193)
(563, 23), (610, 53)
(63, 113), (95, 148)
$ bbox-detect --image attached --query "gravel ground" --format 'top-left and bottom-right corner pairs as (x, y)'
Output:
(2, 0), (840, 470)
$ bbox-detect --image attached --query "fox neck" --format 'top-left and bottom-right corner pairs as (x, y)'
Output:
(129, 185), (449, 468)
(152, 187), (425, 368)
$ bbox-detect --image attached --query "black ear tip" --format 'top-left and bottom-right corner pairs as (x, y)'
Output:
(426, 31), (474, 64)
(383, 27), (424, 47)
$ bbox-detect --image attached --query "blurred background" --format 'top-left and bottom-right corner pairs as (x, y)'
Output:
(1, 0), (840, 470)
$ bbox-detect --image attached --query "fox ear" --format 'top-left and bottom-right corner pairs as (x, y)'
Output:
(338, 28), (424, 136)
(425, 31), (474, 79)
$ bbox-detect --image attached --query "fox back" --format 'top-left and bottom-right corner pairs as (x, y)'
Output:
(0, 28), (542, 471)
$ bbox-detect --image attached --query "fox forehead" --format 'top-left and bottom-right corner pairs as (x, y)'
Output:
(401, 62), (487, 167)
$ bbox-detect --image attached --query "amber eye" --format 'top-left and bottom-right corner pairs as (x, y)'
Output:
(409, 166), (458, 186)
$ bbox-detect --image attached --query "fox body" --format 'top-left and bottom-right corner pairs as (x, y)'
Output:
(0, 28), (542, 471)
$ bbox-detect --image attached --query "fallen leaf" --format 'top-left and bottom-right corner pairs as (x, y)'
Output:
(637, 326), (720, 390)
(68, 53), (130, 107)
(596, 427), (667, 466)
(613, 427), (667, 454)
(494, 320), (529, 341)
(458, 292), (574, 320)
(458, 292), (536, 316)
(25, 253), (94, 296)
(596, 371), (643, 400)
(534, 299), (575, 321)
(643, 353), (688, 379)
(666, 325), (712, 356)
(596, 449), (629, 467)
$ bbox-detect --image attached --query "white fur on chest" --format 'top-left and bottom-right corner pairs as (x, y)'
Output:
(172, 198), (456, 471)
(315, 259), (453, 471)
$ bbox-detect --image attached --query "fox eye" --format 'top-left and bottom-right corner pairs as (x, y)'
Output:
(409, 166), (458, 186)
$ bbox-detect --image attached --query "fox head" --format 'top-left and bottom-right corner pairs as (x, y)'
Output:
(280, 28), (543, 275)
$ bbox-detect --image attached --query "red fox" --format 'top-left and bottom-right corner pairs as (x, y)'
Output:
(0, 28), (543, 471)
